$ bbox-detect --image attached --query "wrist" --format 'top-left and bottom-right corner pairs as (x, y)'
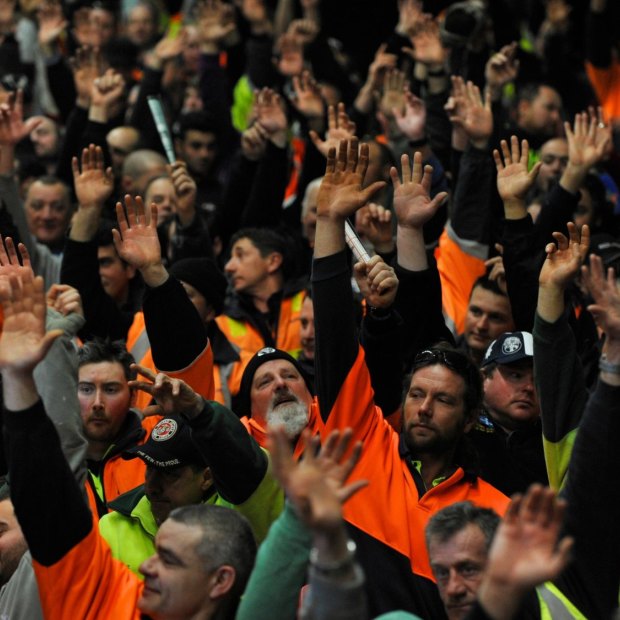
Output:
(269, 129), (288, 149)
(560, 164), (586, 193)
(503, 198), (528, 220)
(470, 136), (490, 150)
(88, 105), (109, 124)
(372, 239), (396, 254)
(141, 263), (169, 288)
(200, 41), (219, 54)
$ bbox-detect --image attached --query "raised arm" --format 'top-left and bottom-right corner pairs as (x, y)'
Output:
(237, 427), (368, 620)
(392, 151), (452, 364)
(549, 253), (620, 619)
(113, 195), (209, 375)
(494, 136), (543, 331)
(534, 223), (590, 490)
(312, 140), (385, 418)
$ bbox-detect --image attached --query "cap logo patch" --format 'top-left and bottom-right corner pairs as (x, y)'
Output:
(152, 419), (178, 442)
(502, 337), (522, 355)
(258, 347), (277, 356)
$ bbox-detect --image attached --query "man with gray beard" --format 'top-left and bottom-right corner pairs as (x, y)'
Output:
(235, 347), (314, 449)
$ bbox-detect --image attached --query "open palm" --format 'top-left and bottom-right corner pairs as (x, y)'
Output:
(392, 152), (447, 229)
(113, 196), (161, 271)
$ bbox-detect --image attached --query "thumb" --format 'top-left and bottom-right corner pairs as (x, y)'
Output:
(360, 181), (387, 204)
(40, 329), (64, 358)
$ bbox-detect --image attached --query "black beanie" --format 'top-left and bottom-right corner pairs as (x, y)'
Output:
(235, 347), (314, 418)
(169, 258), (227, 316)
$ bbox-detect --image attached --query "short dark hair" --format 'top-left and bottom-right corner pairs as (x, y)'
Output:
(230, 228), (294, 279)
(470, 274), (507, 300)
(174, 111), (219, 142)
(405, 343), (483, 420)
(77, 339), (136, 381)
(426, 501), (500, 551)
(169, 504), (257, 615)
(27, 175), (71, 208)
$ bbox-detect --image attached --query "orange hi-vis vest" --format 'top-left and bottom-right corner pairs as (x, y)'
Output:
(316, 347), (509, 582)
(215, 291), (305, 364)
(126, 311), (215, 410)
(435, 224), (487, 336)
(85, 415), (161, 518)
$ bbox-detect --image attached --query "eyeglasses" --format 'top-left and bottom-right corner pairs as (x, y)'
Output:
(413, 349), (471, 373)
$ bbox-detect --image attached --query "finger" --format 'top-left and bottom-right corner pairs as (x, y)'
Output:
(336, 140), (348, 172)
(500, 139), (511, 163)
(337, 478), (369, 503)
(347, 137), (359, 172)
(493, 149), (504, 171)
(131, 363), (157, 382)
(389, 165), (401, 189)
(400, 153), (411, 184)
(411, 150), (422, 185)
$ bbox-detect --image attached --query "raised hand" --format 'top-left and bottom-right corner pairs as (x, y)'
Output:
(72, 144), (114, 208)
(396, 0), (423, 37)
(290, 70), (325, 119)
(112, 195), (162, 274)
(268, 426), (368, 531)
(37, 0), (67, 48)
(448, 77), (493, 149)
(90, 68), (125, 120)
(310, 103), (357, 158)
(129, 363), (204, 418)
(0, 90), (42, 146)
(406, 14), (446, 67)
(481, 485), (572, 599)
(253, 87), (288, 137)
(70, 46), (106, 107)
(0, 236), (33, 283)
(316, 139), (386, 220)
(152, 29), (187, 63)
(196, 0), (236, 47)
(355, 203), (394, 253)
(46, 284), (84, 318)
(391, 151), (448, 229)
(241, 122), (269, 161)
(287, 18), (319, 46)
(379, 68), (407, 119)
(365, 43), (397, 91)
(539, 222), (590, 290)
(565, 111), (611, 171)
(276, 32), (304, 77)
(484, 41), (519, 99)
(581, 254), (620, 340)
(353, 255), (399, 310)
(0, 271), (62, 375)
(494, 136), (542, 203)
(393, 91), (426, 141)
(170, 160), (197, 217)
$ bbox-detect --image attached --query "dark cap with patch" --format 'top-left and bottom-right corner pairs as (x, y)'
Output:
(235, 347), (313, 418)
(123, 414), (207, 469)
(482, 332), (534, 367)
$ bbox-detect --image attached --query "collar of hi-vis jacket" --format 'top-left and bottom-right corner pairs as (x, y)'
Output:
(398, 432), (478, 495)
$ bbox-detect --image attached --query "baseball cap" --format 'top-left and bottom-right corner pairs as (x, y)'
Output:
(123, 414), (207, 469)
(235, 347), (314, 418)
(482, 332), (534, 367)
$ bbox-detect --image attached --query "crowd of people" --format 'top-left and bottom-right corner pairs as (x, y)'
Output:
(0, 0), (619, 618)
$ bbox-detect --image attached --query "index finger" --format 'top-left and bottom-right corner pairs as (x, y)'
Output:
(130, 363), (157, 382)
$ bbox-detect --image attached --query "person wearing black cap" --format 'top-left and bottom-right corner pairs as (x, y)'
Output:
(99, 365), (282, 576)
(469, 331), (548, 497)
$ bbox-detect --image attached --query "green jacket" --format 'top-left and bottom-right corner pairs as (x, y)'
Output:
(99, 399), (284, 575)
(100, 466), (283, 576)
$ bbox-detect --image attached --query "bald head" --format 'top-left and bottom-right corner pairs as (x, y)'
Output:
(107, 126), (140, 176)
(121, 149), (168, 195)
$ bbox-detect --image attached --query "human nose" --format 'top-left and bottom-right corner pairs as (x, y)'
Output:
(139, 553), (156, 577)
(476, 314), (489, 331)
(224, 257), (235, 274)
(445, 569), (467, 598)
(418, 394), (433, 418)
(92, 388), (105, 410)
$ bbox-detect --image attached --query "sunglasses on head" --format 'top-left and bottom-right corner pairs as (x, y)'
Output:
(413, 349), (471, 373)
